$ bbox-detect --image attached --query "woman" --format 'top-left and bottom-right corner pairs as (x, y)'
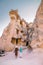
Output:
(19, 45), (23, 58)
(14, 45), (18, 58)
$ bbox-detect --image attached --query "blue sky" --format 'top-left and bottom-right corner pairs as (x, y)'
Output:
(0, 0), (41, 36)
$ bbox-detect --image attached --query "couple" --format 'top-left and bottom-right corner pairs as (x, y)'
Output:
(14, 45), (23, 58)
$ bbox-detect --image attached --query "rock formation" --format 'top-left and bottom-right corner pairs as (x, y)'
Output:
(0, 0), (43, 51)
(31, 0), (43, 48)
(0, 10), (28, 51)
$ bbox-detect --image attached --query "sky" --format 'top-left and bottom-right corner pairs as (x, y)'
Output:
(0, 0), (41, 36)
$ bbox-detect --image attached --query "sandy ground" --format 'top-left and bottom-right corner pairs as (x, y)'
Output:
(0, 48), (43, 65)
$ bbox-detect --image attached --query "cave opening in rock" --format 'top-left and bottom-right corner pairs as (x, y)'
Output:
(11, 37), (21, 45)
